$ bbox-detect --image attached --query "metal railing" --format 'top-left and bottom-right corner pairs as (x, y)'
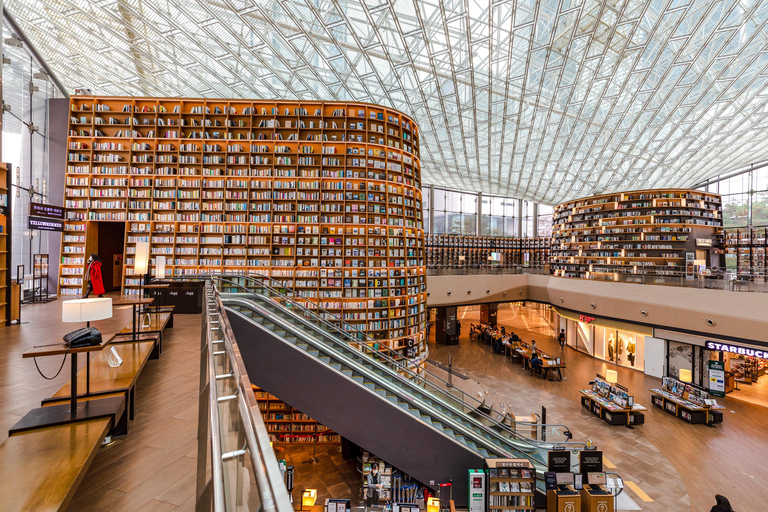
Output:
(196, 282), (293, 512)
(426, 264), (768, 293)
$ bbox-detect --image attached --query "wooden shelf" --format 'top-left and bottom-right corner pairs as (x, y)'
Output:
(63, 97), (426, 352)
(551, 189), (724, 279)
(253, 385), (340, 444)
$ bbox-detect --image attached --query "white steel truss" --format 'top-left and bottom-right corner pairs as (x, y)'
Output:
(8, 0), (768, 204)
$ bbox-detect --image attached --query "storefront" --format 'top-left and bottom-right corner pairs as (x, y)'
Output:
(554, 308), (652, 372)
(658, 329), (768, 396)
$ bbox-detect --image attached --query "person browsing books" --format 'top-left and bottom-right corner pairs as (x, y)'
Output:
(367, 464), (383, 506)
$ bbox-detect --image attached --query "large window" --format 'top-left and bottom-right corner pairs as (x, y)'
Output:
(702, 166), (768, 228)
(537, 204), (553, 237)
(423, 185), (551, 237)
(2, 24), (63, 283)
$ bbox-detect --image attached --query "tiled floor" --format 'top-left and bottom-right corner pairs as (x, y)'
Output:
(280, 443), (362, 508)
(428, 305), (768, 512)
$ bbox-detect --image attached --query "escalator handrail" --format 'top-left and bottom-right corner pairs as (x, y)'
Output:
(169, 274), (588, 453)
(208, 275), (587, 451)
(223, 296), (533, 464)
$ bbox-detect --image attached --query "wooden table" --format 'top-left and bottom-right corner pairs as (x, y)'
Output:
(23, 339), (109, 413)
(13, 340), (126, 435)
(112, 296), (154, 341)
(0, 418), (112, 512)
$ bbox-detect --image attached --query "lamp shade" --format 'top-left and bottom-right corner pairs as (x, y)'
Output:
(679, 368), (692, 383)
(301, 489), (317, 507)
(155, 255), (166, 278)
(427, 497), (441, 512)
(458, 255), (466, 261)
(134, 241), (150, 275)
(605, 369), (618, 384)
(62, 298), (113, 323)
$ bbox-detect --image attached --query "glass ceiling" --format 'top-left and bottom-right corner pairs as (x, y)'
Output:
(8, 0), (768, 204)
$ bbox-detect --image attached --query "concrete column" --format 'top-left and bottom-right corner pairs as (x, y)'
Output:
(428, 184), (435, 235)
(480, 303), (498, 326)
(435, 306), (459, 345)
(517, 200), (523, 237)
(477, 191), (483, 235)
(532, 202), (539, 237)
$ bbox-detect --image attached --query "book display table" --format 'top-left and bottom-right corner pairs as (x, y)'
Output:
(650, 377), (724, 426)
(580, 390), (646, 427)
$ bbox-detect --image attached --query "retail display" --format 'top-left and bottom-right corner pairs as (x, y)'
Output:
(551, 189), (723, 279)
(252, 385), (340, 444)
(485, 458), (535, 512)
(725, 228), (767, 276)
(579, 374), (645, 427)
(650, 376), (724, 425)
(61, 96), (426, 352)
(426, 235), (550, 268)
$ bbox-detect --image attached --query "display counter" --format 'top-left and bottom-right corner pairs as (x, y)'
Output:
(580, 485), (614, 512)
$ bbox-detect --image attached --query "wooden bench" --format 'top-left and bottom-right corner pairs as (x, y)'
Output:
(42, 340), (156, 428)
(0, 417), (111, 512)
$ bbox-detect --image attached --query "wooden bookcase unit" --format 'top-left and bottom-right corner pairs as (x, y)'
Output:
(426, 235), (550, 268)
(725, 227), (767, 276)
(0, 163), (10, 325)
(253, 385), (340, 444)
(551, 189), (723, 279)
(62, 96), (426, 354)
(485, 458), (536, 512)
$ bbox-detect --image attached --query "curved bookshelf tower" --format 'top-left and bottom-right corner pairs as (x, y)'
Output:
(62, 97), (426, 358)
(551, 188), (723, 279)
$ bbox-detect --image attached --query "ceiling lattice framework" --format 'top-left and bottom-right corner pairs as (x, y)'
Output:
(8, 0), (768, 203)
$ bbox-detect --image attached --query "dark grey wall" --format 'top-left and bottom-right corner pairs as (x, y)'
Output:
(227, 309), (483, 505)
(47, 97), (68, 292)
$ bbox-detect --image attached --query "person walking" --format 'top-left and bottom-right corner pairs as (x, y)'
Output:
(710, 495), (734, 512)
(558, 329), (566, 349)
(84, 253), (105, 298)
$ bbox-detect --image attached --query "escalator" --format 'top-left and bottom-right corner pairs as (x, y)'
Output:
(208, 276), (581, 505)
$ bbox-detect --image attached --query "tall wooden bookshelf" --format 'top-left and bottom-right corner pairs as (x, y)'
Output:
(0, 163), (10, 325)
(725, 228), (767, 276)
(253, 385), (340, 444)
(551, 189), (723, 279)
(62, 96), (426, 355)
(425, 235), (550, 268)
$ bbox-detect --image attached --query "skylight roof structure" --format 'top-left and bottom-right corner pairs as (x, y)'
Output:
(8, 0), (768, 203)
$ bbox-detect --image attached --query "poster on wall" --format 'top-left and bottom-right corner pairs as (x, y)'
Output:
(730, 358), (747, 383)
(685, 252), (695, 281)
(708, 360), (725, 397)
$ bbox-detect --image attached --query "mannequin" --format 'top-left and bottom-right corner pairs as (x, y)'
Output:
(617, 335), (624, 364)
(608, 334), (615, 361)
(627, 338), (636, 366)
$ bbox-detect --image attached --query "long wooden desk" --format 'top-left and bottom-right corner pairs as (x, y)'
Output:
(43, 340), (156, 424)
(580, 390), (646, 427)
(649, 388), (724, 425)
(0, 418), (111, 512)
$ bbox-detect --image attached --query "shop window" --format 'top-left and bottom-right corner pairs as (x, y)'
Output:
(667, 341), (693, 379)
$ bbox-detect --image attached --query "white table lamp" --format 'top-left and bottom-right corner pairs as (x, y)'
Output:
(606, 369), (618, 384)
(134, 241), (150, 275)
(154, 255), (166, 279)
(679, 368), (692, 383)
(62, 297), (113, 327)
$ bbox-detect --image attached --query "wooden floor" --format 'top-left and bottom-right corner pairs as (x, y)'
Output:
(430, 306), (768, 512)
(0, 295), (201, 511)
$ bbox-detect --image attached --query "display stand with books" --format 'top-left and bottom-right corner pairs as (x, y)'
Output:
(579, 374), (646, 427)
(650, 376), (724, 426)
(362, 452), (393, 504)
(485, 458), (536, 512)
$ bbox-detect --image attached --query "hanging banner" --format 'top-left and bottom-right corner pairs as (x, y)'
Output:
(708, 360), (725, 397)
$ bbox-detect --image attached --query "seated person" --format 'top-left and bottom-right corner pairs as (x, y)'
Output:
(530, 352), (544, 375)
